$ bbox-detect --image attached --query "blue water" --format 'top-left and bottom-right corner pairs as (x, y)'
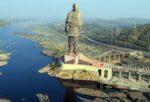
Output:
(0, 25), (65, 102)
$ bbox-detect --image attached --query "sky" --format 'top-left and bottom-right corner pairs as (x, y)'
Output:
(0, 0), (150, 20)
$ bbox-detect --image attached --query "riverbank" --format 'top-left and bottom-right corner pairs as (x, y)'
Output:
(0, 25), (64, 102)
(0, 99), (12, 102)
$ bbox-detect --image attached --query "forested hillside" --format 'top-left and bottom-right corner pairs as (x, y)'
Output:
(85, 23), (150, 51)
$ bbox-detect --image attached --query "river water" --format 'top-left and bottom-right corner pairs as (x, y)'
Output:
(0, 24), (65, 102)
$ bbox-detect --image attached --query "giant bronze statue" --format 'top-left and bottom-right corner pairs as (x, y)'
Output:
(65, 3), (83, 54)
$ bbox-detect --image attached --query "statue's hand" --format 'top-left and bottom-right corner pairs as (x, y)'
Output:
(79, 26), (82, 32)
(65, 26), (69, 33)
(65, 28), (67, 33)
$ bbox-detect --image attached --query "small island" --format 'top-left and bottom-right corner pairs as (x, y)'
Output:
(0, 19), (10, 28)
(0, 51), (11, 66)
(0, 51), (11, 75)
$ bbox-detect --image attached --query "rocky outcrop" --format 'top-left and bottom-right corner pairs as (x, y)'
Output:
(0, 99), (12, 102)
(0, 53), (11, 67)
(36, 93), (50, 102)
(75, 88), (149, 102)
(127, 91), (147, 102)
(75, 88), (109, 98)
(39, 66), (99, 81)
(39, 63), (150, 102)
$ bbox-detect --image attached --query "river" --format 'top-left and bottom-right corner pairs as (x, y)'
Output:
(0, 24), (65, 102)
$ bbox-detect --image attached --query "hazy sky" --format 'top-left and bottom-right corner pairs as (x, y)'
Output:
(0, 0), (150, 19)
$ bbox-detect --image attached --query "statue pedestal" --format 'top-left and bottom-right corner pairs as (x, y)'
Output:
(63, 53), (82, 64)
(58, 52), (105, 68)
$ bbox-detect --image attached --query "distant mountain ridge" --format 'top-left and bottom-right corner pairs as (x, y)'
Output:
(113, 17), (150, 25)
(84, 17), (150, 27)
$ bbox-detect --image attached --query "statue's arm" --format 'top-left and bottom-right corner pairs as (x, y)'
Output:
(79, 13), (83, 32)
(65, 13), (70, 33)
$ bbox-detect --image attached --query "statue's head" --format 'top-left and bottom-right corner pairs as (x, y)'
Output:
(72, 3), (78, 11)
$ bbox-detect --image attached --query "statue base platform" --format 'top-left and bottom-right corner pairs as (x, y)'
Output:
(58, 52), (105, 67)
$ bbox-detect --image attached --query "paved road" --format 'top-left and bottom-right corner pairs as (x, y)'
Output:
(85, 37), (150, 57)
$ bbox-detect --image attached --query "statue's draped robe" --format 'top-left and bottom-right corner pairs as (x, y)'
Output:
(66, 11), (82, 37)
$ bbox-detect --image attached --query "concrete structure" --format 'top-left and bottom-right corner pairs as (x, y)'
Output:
(98, 51), (126, 64)
(56, 53), (150, 92)
(58, 53), (113, 81)
(113, 64), (150, 75)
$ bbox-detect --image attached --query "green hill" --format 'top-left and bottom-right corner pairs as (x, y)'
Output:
(86, 23), (150, 51)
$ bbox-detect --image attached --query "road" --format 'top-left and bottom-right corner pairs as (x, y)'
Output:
(85, 37), (150, 57)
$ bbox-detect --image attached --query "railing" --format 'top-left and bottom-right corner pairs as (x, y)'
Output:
(112, 64), (150, 74)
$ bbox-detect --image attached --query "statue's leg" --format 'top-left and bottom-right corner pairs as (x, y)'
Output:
(68, 36), (74, 53)
(73, 37), (78, 53)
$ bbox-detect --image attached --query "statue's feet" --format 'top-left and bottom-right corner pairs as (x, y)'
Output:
(67, 51), (73, 56)
(73, 51), (78, 54)
(67, 52), (78, 57)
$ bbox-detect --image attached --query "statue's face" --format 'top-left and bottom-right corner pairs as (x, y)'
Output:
(73, 4), (78, 11)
